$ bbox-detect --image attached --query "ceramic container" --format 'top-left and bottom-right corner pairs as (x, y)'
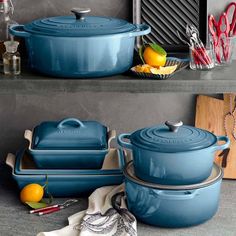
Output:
(9, 8), (150, 78)
(124, 161), (223, 228)
(14, 148), (125, 175)
(118, 121), (230, 185)
(24, 128), (116, 169)
(6, 152), (124, 197)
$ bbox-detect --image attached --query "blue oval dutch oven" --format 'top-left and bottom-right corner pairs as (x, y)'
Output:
(9, 8), (150, 78)
(124, 161), (223, 228)
(118, 121), (230, 185)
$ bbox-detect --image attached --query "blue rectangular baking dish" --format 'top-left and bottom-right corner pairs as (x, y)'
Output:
(24, 129), (116, 169)
(14, 148), (125, 175)
(6, 152), (124, 197)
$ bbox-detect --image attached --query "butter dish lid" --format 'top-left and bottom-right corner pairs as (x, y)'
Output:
(32, 118), (108, 150)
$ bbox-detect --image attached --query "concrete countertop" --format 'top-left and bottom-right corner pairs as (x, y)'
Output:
(0, 61), (236, 94)
(1, 164), (236, 236)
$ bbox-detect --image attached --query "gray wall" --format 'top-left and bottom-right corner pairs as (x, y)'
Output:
(0, 0), (229, 162)
(0, 93), (196, 162)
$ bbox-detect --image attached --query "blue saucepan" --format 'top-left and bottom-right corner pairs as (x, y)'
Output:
(124, 161), (223, 228)
(9, 8), (150, 78)
(118, 121), (230, 185)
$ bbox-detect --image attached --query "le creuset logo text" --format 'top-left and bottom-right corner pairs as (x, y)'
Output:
(57, 130), (81, 134)
(151, 138), (194, 144)
(59, 24), (104, 29)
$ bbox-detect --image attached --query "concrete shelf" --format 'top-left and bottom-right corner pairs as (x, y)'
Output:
(0, 62), (235, 94)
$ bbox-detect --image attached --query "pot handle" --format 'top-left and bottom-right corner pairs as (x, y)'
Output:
(130, 24), (151, 37)
(57, 118), (85, 129)
(213, 136), (230, 151)
(9, 24), (31, 38)
(155, 189), (200, 200)
(117, 133), (133, 150)
(71, 8), (91, 20)
(5, 153), (15, 170)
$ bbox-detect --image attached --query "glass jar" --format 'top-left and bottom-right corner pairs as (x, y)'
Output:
(3, 40), (21, 75)
(0, 0), (15, 60)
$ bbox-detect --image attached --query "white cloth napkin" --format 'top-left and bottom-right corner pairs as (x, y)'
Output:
(37, 184), (137, 236)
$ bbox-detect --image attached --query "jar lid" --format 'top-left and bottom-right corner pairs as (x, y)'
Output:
(124, 161), (223, 190)
(23, 8), (138, 37)
(130, 121), (217, 152)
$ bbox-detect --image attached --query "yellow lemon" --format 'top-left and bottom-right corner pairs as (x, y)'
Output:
(143, 45), (167, 67)
(150, 65), (178, 75)
(20, 183), (44, 203)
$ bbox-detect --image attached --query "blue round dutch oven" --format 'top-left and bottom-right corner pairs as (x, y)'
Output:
(124, 161), (223, 228)
(118, 121), (230, 185)
(9, 8), (150, 78)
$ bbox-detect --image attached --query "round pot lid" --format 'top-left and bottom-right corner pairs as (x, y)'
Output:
(130, 121), (217, 152)
(23, 8), (137, 37)
(124, 161), (223, 190)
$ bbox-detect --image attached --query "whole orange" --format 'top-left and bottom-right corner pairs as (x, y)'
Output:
(20, 183), (44, 203)
(143, 46), (167, 67)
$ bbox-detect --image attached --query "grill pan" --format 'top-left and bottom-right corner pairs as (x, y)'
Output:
(133, 0), (208, 52)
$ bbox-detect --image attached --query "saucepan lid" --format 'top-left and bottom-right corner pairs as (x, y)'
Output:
(130, 121), (217, 153)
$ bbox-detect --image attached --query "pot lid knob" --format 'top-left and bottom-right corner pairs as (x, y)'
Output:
(165, 121), (183, 133)
(71, 7), (91, 20)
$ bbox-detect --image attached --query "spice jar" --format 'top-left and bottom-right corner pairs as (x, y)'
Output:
(3, 40), (21, 75)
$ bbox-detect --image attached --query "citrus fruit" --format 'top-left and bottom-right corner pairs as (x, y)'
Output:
(150, 65), (178, 75)
(133, 64), (152, 73)
(143, 44), (167, 67)
(20, 183), (44, 203)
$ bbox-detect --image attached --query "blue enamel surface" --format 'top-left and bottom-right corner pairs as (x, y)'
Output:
(24, 15), (137, 37)
(124, 163), (222, 228)
(131, 124), (217, 152)
(15, 148), (125, 175)
(132, 148), (215, 185)
(125, 178), (221, 228)
(32, 118), (107, 150)
(118, 131), (229, 185)
(13, 173), (124, 197)
(9, 24), (150, 78)
(28, 148), (108, 169)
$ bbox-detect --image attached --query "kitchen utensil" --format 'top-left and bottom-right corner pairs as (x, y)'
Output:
(39, 199), (78, 216)
(225, 2), (236, 36)
(186, 24), (214, 69)
(30, 199), (78, 215)
(133, 0), (207, 51)
(130, 57), (189, 80)
(6, 153), (124, 197)
(124, 161), (223, 228)
(24, 129), (116, 169)
(209, 13), (231, 63)
(189, 46), (215, 70)
(195, 94), (236, 179)
(15, 148), (125, 175)
(32, 118), (108, 150)
(118, 121), (230, 185)
(9, 8), (150, 78)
